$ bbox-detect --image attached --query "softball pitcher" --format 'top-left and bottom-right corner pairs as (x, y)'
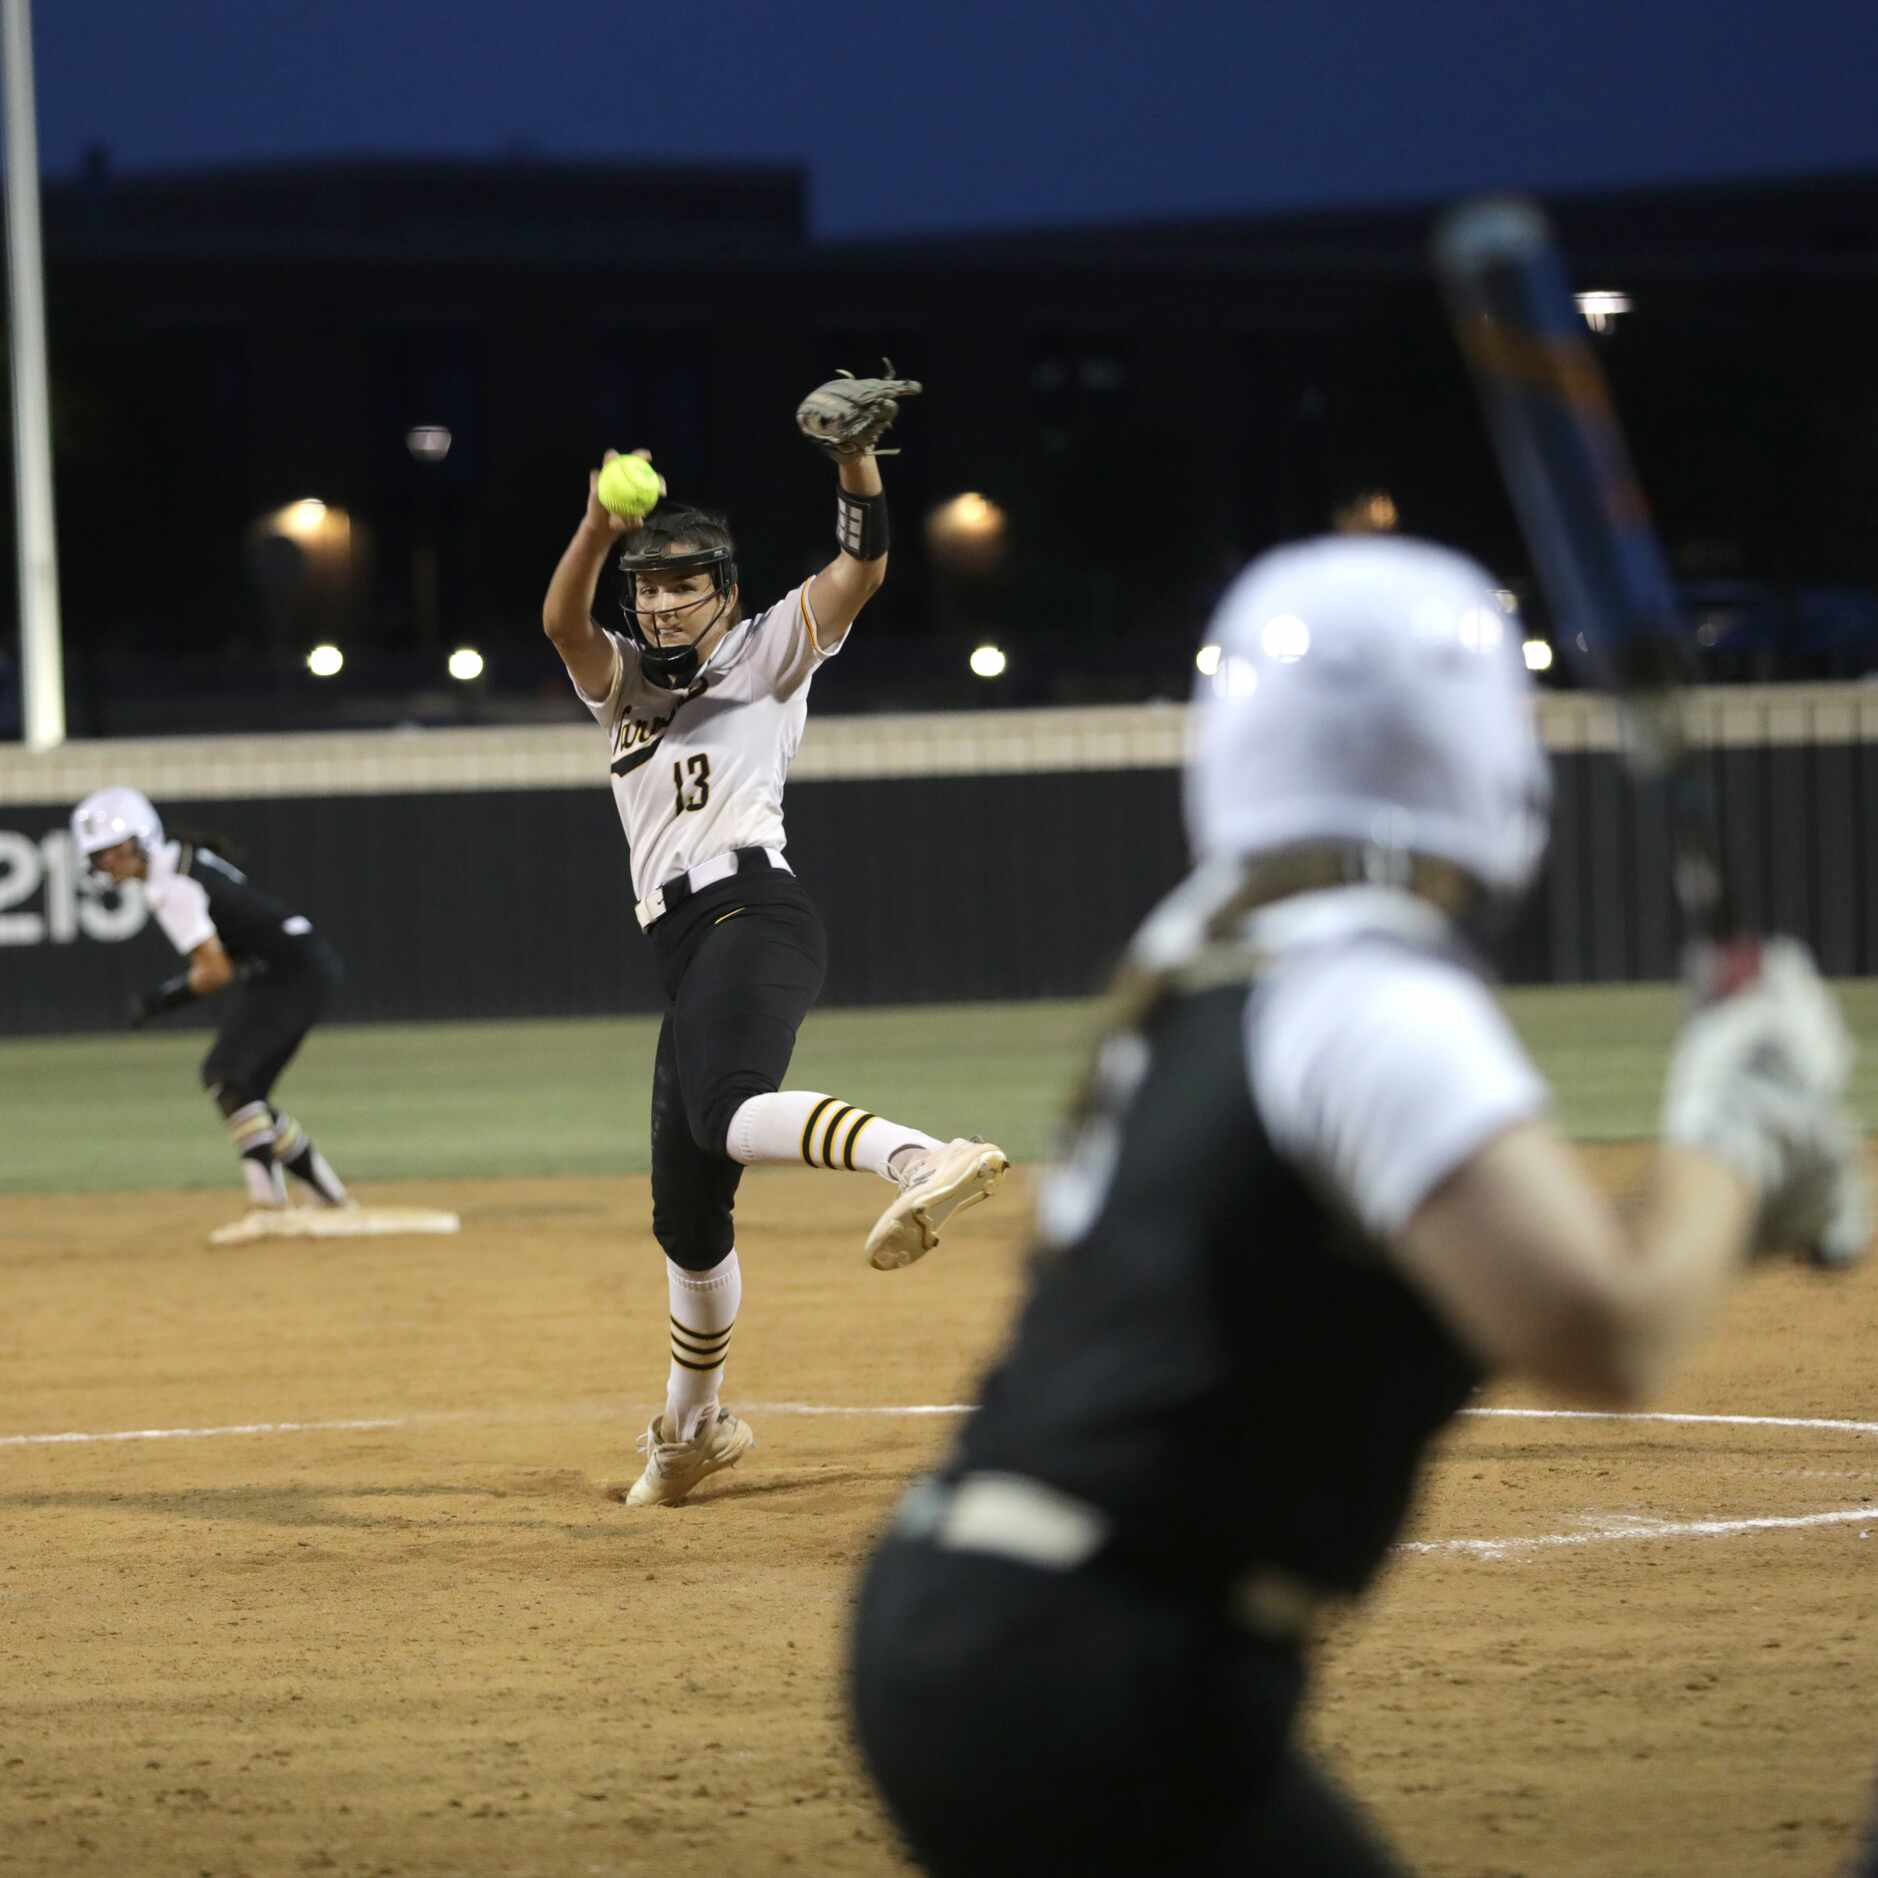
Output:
(542, 368), (1008, 1509)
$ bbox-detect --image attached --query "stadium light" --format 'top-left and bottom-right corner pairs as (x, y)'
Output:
(969, 643), (1007, 679)
(1523, 639), (1555, 673)
(305, 643), (344, 678)
(283, 498), (328, 539)
(405, 424), (453, 463)
(1195, 643), (1222, 676)
(937, 492), (1003, 538)
(1576, 289), (1631, 334)
(928, 492), (1009, 573)
(447, 647), (485, 682)
(1332, 489), (1398, 534)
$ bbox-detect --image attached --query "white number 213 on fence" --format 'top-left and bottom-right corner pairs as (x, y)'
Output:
(0, 830), (149, 947)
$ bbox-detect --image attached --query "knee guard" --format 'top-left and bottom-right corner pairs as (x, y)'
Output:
(651, 1163), (742, 1273)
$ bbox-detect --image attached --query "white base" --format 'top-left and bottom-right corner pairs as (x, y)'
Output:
(209, 1205), (461, 1246)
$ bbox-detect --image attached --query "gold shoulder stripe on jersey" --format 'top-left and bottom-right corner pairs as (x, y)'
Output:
(800, 584), (825, 657)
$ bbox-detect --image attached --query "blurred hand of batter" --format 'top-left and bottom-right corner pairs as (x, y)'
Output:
(1662, 938), (1868, 1265)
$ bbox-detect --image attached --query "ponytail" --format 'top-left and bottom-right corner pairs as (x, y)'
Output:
(169, 825), (248, 870)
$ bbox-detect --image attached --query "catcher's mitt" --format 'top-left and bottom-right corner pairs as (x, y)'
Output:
(796, 359), (922, 460)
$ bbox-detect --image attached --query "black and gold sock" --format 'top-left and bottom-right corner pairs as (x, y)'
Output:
(663, 1251), (741, 1442)
(224, 1100), (287, 1206)
(270, 1110), (350, 1206)
(723, 1091), (941, 1180)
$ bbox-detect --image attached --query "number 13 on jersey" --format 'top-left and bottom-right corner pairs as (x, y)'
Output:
(673, 753), (712, 815)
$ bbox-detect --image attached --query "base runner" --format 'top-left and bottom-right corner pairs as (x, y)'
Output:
(71, 786), (352, 1232)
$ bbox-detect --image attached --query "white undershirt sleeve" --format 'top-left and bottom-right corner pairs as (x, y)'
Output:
(150, 874), (216, 957)
(1249, 943), (1550, 1241)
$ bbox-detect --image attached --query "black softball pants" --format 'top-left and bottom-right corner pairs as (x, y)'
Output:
(850, 1532), (1409, 1877)
(199, 940), (343, 1104)
(645, 871), (828, 1272)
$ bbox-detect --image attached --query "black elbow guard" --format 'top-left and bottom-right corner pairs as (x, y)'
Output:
(836, 488), (890, 562)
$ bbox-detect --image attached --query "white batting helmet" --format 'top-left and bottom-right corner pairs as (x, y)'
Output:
(71, 786), (164, 875)
(1185, 535), (1550, 898)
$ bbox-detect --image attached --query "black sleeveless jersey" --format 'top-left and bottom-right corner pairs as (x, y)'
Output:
(177, 845), (337, 979)
(957, 973), (1484, 1599)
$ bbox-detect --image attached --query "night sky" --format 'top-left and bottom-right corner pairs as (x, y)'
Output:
(32, 0), (1876, 240)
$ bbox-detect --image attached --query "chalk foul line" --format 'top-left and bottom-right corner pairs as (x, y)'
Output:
(5, 1403), (1874, 1560)
(0, 1403), (974, 1449)
(16, 1401), (1878, 1450)
(0, 1416), (407, 1448)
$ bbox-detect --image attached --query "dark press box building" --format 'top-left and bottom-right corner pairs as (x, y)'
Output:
(20, 156), (1878, 736)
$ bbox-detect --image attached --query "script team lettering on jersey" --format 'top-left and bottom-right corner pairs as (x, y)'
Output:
(576, 584), (841, 903)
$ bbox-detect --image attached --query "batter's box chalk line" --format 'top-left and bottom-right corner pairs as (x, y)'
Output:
(1404, 1406), (1878, 1558)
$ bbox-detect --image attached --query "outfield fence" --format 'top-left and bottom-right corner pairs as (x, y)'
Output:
(3, 686), (1876, 1035)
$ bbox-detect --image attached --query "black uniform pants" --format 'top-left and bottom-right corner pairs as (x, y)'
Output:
(645, 871), (828, 1271)
(850, 1534), (1409, 1877)
(199, 941), (343, 1103)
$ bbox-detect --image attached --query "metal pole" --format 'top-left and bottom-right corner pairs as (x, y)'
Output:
(3, 0), (64, 749)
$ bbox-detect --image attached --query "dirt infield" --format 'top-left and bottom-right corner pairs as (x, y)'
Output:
(4, 1150), (1876, 1877)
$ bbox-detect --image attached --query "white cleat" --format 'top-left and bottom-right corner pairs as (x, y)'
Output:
(865, 1137), (1009, 1271)
(622, 1409), (756, 1507)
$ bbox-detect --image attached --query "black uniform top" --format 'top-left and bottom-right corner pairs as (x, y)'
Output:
(146, 841), (338, 980)
(955, 950), (1488, 1601)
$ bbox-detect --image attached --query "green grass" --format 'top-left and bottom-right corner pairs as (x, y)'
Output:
(8, 984), (1878, 1195)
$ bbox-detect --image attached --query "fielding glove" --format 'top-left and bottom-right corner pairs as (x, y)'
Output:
(796, 360), (922, 460)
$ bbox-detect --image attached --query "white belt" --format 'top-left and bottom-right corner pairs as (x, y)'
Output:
(895, 1472), (1109, 1569)
(634, 846), (791, 931)
(893, 1472), (1336, 1640)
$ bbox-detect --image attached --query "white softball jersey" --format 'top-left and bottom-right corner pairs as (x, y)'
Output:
(143, 839), (219, 955)
(1245, 893), (1550, 1241)
(574, 583), (840, 904)
(141, 839), (319, 968)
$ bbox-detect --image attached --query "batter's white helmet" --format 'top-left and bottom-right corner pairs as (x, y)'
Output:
(70, 786), (164, 877)
(1185, 536), (1550, 898)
